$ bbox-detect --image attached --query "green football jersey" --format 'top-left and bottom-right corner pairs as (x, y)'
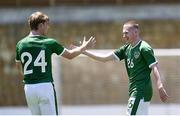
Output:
(114, 40), (157, 101)
(16, 35), (65, 84)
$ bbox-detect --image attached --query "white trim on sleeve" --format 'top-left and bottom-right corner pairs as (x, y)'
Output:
(112, 52), (120, 61)
(15, 59), (20, 62)
(149, 61), (158, 68)
(59, 48), (66, 56)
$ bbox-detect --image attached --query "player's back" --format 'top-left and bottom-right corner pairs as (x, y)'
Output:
(16, 35), (56, 84)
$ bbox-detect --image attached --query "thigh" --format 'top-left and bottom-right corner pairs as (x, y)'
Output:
(126, 96), (146, 115)
(24, 85), (41, 115)
(38, 83), (58, 115)
(136, 99), (150, 115)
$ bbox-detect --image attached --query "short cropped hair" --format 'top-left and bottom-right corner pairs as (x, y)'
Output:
(28, 11), (49, 30)
(124, 20), (139, 29)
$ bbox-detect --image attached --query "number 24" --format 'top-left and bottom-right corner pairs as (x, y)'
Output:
(21, 50), (47, 75)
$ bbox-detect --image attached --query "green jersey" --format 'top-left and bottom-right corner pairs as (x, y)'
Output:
(16, 35), (65, 84)
(114, 40), (157, 101)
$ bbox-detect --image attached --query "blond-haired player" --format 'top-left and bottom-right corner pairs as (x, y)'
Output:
(15, 11), (95, 115)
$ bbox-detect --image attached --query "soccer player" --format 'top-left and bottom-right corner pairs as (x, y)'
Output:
(15, 11), (95, 115)
(82, 20), (169, 115)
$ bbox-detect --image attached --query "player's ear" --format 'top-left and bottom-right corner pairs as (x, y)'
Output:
(38, 23), (43, 29)
(134, 28), (138, 35)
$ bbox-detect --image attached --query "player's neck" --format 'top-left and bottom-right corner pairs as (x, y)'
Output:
(30, 30), (42, 36)
(131, 38), (141, 47)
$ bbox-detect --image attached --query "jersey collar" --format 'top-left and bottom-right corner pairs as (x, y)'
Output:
(28, 32), (47, 38)
(131, 40), (142, 49)
(28, 32), (41, 37)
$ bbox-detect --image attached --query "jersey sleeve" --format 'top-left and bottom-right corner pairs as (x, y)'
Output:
(15, 43), (20, 62)
(51, 39), (65, 56)
(141, 46), (157, 68)
(113, 45), (127, 61)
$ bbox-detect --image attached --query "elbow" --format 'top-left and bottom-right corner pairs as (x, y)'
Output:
(67, 54), (79, 60)
(100, 59), (108, 63)
(94, 58), (109, 63)
(102, 60), (107, 63)
(66, 56), (74, 60)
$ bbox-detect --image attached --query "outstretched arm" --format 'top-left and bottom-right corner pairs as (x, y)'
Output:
(151, 63), (169, 102)
(62, 36), (95, 59)
(83, 50), (116, 62)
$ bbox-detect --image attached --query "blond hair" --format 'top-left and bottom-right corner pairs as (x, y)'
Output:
(28, 11), (49, 30)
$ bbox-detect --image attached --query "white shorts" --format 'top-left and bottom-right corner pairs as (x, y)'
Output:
(126, 96), (150, 115)
(24, 82), (58, 115)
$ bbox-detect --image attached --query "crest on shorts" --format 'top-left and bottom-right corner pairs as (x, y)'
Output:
(134, 51), (140, 59)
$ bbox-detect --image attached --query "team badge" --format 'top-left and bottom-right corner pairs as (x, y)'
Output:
(134, 51), (140, 59)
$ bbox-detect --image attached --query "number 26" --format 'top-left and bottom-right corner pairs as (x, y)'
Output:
(127, 58), (134, 68)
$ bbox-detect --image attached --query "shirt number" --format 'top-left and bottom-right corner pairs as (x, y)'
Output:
(127, 58), (134, 68)
(21, 50), (47, 75)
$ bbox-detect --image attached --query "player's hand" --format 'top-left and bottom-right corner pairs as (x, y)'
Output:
(80, 36), (96, 51)
(158, 86), (169, 102)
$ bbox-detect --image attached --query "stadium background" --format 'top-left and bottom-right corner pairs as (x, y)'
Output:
(0, 0), (180, 115)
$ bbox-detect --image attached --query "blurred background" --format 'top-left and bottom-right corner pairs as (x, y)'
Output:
(0, 0), (180, 115)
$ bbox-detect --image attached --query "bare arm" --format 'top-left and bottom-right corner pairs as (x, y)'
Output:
(83, 50), (116, 62)
(151, 63), (169, 102)
(16, 62), (23, 75)
(61, 47), (83, 59)
(62, 36), (95, 59)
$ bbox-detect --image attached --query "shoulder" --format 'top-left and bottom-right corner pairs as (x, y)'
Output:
(114, 44), (130, 55)
(140, 41), (152, 48)
(43, 37), (58, 44)
(16, 36), (28, 47)
(45, 38), (56, 42)
(139, 41), (155, 56)
(44, 37), (64, 49)
(140, 41), (153, 51)
(117, 44), (130, 50)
